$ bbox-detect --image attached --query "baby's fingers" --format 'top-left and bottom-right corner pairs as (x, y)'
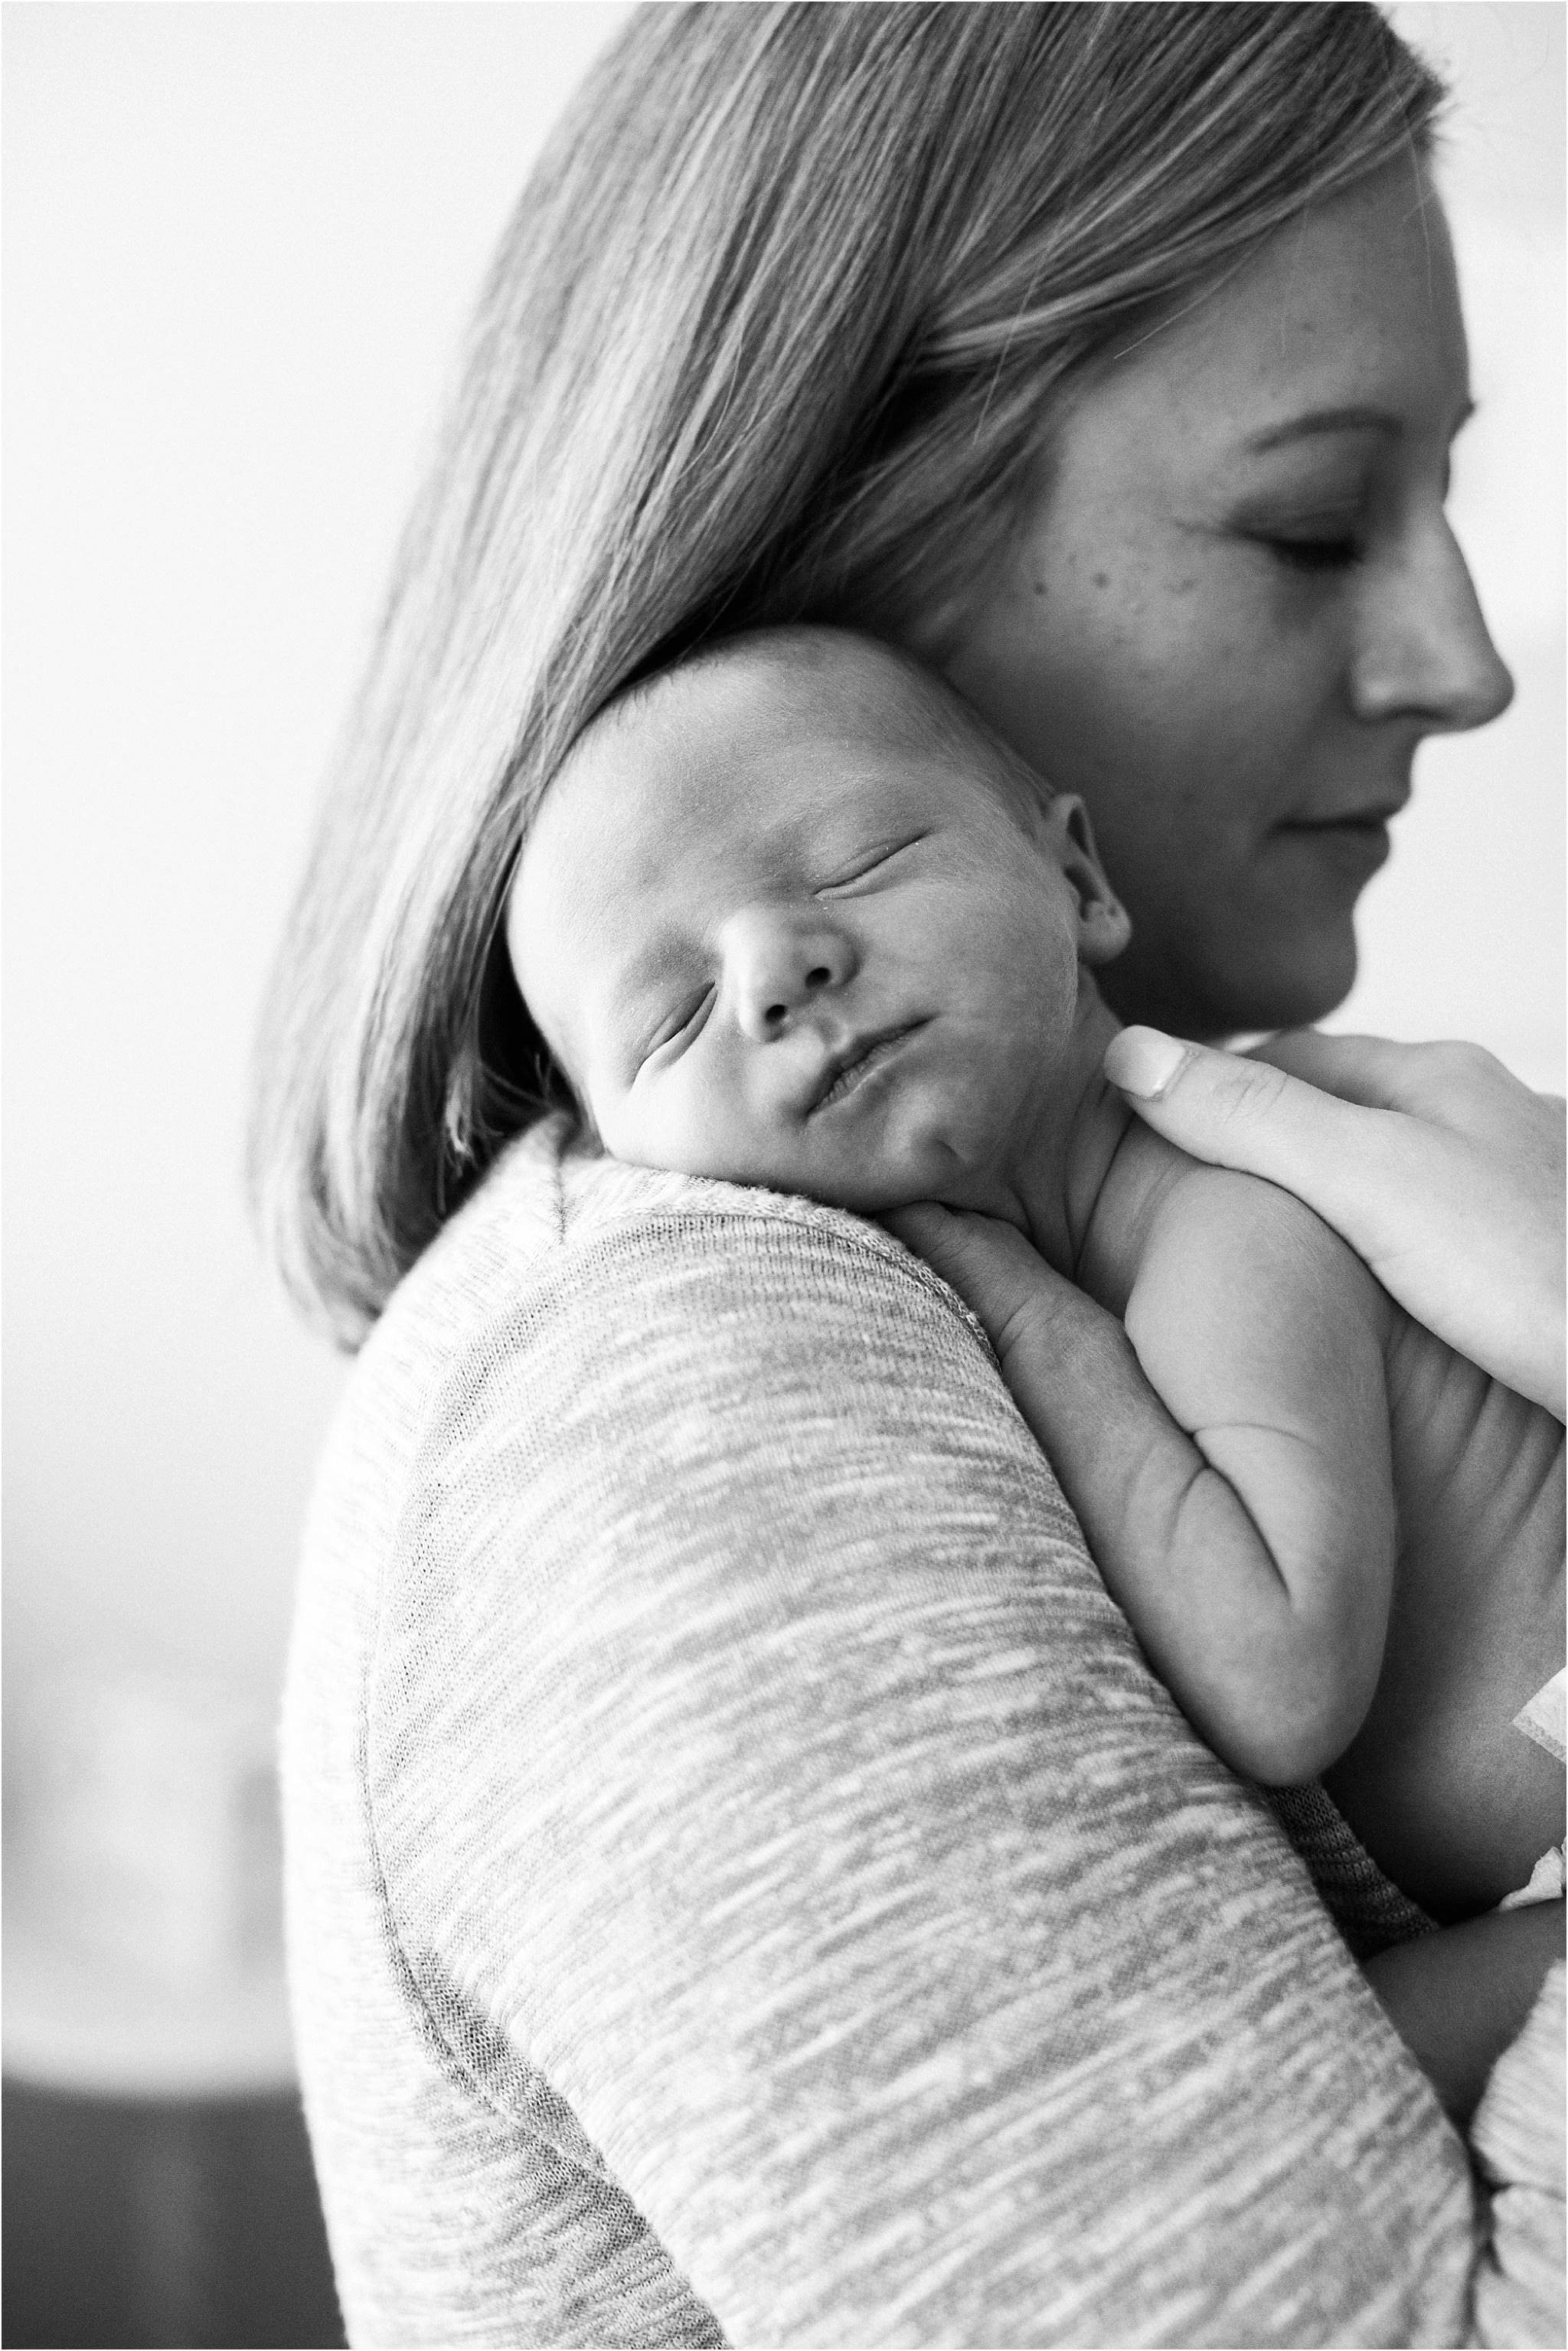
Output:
(883, 1204), (1005, 1313)
(882, 1202), (962, 1260)
(884, 1204), (1075, 1348)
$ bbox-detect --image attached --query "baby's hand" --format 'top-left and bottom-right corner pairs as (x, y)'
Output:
(884, 1204), (1103, 1364)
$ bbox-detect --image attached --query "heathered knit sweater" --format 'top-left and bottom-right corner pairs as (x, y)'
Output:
(282, 1116), (1562, 2347)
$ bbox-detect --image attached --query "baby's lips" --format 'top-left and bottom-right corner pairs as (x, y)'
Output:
(811, 1021), (929, 1113)
(801, 1032), (874, 1116)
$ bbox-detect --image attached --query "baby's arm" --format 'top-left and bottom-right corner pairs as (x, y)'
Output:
(891, 1191), (1565, 2147)
(893, 1167), (1396, 1786)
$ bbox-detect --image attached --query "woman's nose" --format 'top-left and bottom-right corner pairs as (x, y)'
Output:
(1351, 521), (1514, 734)
(724, 908), (858, 1042)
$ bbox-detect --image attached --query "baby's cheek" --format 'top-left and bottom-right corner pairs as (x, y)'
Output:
(583, 1081), (636, 1160)
(607, 1078), (696, 1172)
(614, 1061), (779, 1185)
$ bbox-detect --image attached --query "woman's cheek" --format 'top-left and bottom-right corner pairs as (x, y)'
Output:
(1065, 553), (1309, 801)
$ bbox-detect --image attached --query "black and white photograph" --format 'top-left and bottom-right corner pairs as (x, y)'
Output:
(5, 5), (1564, 2346)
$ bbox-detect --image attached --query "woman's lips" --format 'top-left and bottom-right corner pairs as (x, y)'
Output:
(1274, 814), (1396, 881)
(810, 1021), (927, 1113)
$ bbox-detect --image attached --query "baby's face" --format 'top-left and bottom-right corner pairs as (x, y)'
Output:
(511, 657), (1119, 1215)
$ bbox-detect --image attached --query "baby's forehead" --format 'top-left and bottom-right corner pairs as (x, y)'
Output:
(593, 643), (985, 835)
(612, 640), (929, 771)
(537, 632), (1046, 928)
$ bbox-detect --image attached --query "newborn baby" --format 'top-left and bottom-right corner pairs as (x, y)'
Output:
(508, 626), (1564, 2109)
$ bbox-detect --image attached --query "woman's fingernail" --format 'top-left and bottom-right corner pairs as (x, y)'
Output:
(1105, 1026), (1189, 1099)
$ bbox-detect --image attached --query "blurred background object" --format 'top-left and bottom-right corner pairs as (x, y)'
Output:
(7, 1663), (290, 2083)
(3, 1661), (334, 2345)
(2, 3), (1560, 2344)
(4, 8), (633, 2340)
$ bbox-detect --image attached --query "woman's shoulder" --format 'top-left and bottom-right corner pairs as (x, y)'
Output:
(463, 1109), (957, 1278)
(288, 1128), (1483, 2351)
(368, 1109), (990, 1390)
(304, 1111), (1020, 1632)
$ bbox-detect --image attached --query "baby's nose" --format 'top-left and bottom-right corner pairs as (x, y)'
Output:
(725, 909), (857, 1042)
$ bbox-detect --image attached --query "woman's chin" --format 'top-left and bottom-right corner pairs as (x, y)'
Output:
(1243, 935), (1360, 1036)
(1102, 920), (1359, 1041)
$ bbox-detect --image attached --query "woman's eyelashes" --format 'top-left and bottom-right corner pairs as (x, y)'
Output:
(1264, 531), (1366, 574)
(1227, 470), (1373, 577)
(1237, 501), (1368, 575)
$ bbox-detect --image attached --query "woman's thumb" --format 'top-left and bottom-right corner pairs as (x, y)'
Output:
(1102, 1025), (1358, 1198)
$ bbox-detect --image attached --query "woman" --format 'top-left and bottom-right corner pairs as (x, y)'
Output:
(250, 0), (1513, 1339)
(256, 9), (1560, 2343)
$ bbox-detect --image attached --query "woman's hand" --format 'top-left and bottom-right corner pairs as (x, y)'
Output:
(1103, 1027), (1566, 1420)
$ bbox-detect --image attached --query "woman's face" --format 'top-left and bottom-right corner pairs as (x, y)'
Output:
(942, 162), (1514, 1041)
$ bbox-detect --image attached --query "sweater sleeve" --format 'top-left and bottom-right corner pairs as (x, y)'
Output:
(364, 1199), (1480, 2349)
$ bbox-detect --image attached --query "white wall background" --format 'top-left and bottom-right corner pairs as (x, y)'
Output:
(5, 3), (1563, 1723)
(1342, 3), (1565, 1087)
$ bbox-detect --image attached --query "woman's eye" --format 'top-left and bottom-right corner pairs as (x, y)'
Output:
(1262, 534), (1365, 576)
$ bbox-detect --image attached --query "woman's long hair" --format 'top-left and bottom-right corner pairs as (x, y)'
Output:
(251, 2), (1442, 1346)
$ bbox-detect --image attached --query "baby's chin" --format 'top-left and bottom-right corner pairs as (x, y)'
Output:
(612, 1078), (1024, 1215)
(612, 1133), (956, 1218)
(780, 1118), (1018, 1220)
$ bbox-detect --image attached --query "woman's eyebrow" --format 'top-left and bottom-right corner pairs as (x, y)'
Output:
(1245, 397), (1475, 453)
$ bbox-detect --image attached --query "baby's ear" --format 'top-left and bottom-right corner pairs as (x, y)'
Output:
(1044, 796), (1132, 966)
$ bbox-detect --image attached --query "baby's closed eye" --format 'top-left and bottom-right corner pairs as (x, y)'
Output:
(815, 835), (926, 895)
(639, 985), (717, 1068)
